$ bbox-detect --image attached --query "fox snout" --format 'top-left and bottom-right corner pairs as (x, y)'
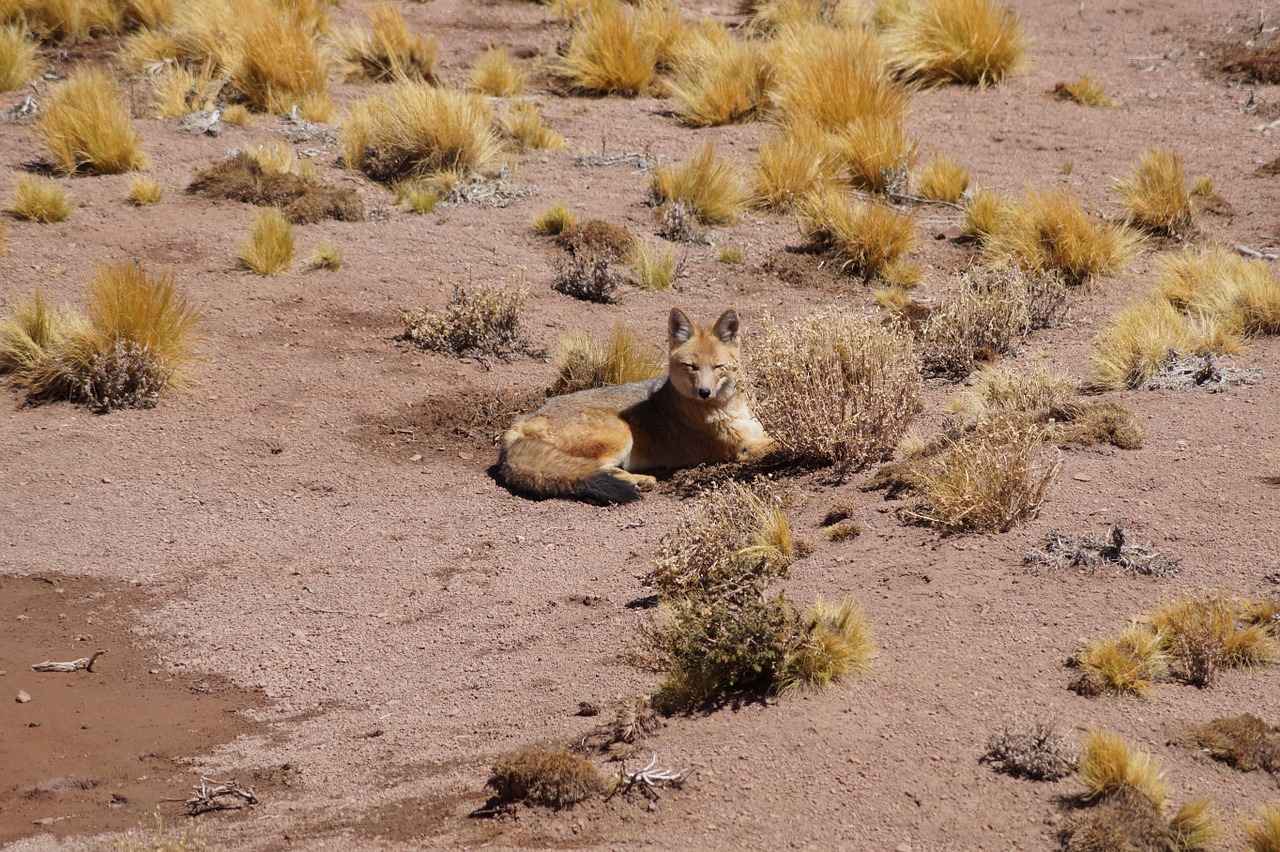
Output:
(698, 386), (712, 399)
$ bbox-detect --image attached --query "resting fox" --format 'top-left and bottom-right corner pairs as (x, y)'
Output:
(498, 308), (774, 504)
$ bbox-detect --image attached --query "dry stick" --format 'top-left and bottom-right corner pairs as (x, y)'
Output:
(1235, 244), (1280, 260)
(31, 649), (107, 672)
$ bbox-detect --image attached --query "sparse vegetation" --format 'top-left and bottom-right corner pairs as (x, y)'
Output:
(402, 283), (527, 358)
(961, 187), (1013, 244)
(752, 123), (838, 212)
(1245, 804), (1280, 852)
(915, 154), (969, 203)
(529, 203), (577, 236)
(777, 595), (876, 694)
(1053, 75), (1115, 108)
(498, 102), (567, 151)
(650, 141), (751, 225)
(553, 219), (635, 303)
(882, 0), (1030, 88)
(558, 0), (658, 95)
(1077, 729), (1169, 806)
(127, 177), (163, 207)
(799, 186), (918, 281)
(718, 244), (745, 265)
(1026, 523), (1179, 577)
(469, 45), (527, 96)
(39, 67), (146, 175)
(149, 62), (222, 118)
(551, 323), (664, 395)
(830, 115), (915, 193)
(10, 174), (72, 223)
(309, 241), (341, 270)
(0, 23), (41, 91)
(1115, 147), (1194, 235)
(335, 3), (437, 83)
(666, 22), (770, 126)
(111, 811), (208, 852)
(982, 719), (1077, 781)
(1070, 624), (1168, 697)
(1191, 715), (1280, 775)
(633, 242), (679, 290)
(486, 749), (606, 809)
(237, 207), (294, 275)
(190, 151), (364, 224)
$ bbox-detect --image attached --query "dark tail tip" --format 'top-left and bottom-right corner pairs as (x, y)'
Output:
(580, 471), (642, 505)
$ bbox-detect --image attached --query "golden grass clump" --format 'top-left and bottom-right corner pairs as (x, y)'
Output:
(961, 187), (1013, 244)
(1115, 147), (1194, 235)
(800, 186), (918, 281)
(769, 23), (907, 131)
(1245, 804), (1280, 852)
(949, 363), (1076, 421)
(38, 67), (146, 175)
(341, 81), (500, 183)
(666, 23), (770, 127)
(830, 115), (914, 193)
(237, 207), (294, 275)
(1071, 624), (1168, 698)
(221, 103), (251, 126)
(551, 323), (664, 395)
(486, 749), (606, 809)
(1151, 594), (1278, 687)
(882, 0), (1030, 88)
(393, 179), (439, 214)
(746, 0), (866, 31)
(1091, 298), (1196, 390)
(126, 176), (162, 206)
(984, 187), (1140, 286)
(402, 283), (527, 358)
(529, 203), (577, 236)
(335, 3), (436, 83)
(752, 122), (838, 211)
(149, 62), (222, 118)
(558, 0), (658, 95)
(650, 141), (751, 225)
(309, 241), (341, 270)
(633, 242), (679, 290)
(498, 102), (566, 151)
(10, 174), (71, 222)
(469, 45), (527, 97)
(231, 1), (330, 115)
(748, 308), (921, 475)
(915, 154), (969, 203)
(777, 595), (876, 693)
(1053, 75), (1115, 108)
(0, 0), (122, 43)
(1077, 730), (1169, 807)
(0, 23), (41, 91)
(110, 812), (208, 852)
(718, 244), (745, 264)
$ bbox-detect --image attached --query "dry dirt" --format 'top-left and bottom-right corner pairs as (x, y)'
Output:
(2, 1), (1280, 850)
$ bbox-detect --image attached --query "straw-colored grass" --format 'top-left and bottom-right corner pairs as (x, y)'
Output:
(1053, 75), (1114, 107)
(1072, 625), (1168, 697)
(1114, 147), (1194, 236)
(666, 22), (770, 127)
(232, 1), (330, 115)
(777, 595), (876, 694)
(650, 141), (751, 225)
(799, 186), (918, 281)
(1091, 298), (1196, 390)
(149, 62), (222, 118)
(1077, 730), (1169, 807)
(126, 176), (162, 206)
(498, 102), (566, 150)
(529, 203), (577, 236)
(237, 207), (294, 275)
(915, 154), (969, 203)
(38, 67), (146, 175)
(9, 174), (71, 223)
(0, 23), (41, 91)
(752, 122), (838, 211)
(335, 3), (436, 83)
(558, 0), (658, 95)
(961, 187), (1013, 244)
(633, 242), (679, 290)
(309, 241), (341, 270)
(769, 22), (907, 130)
(551, 323), (664, 395)
(469, 45), (526, 96)
(830, 115), (915, 193)
(1245, 804), (1280, 852)
(883, 0), (1030, 88)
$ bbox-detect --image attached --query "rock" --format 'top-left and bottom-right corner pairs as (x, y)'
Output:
(895, 844), (913, 852)
(16, 690), (31, 703)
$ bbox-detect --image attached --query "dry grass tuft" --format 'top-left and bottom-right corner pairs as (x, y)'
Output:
(39, 67), (146, 175)
(231, 1), (330, 114)
(830, 115), (914, 195)
(1053, 75), (1115, 108)
(883, 0), (1030, 88)
(777, 595), (876, 694)
(949, 363), (1077, 421)
(393, 179), (439, 214)
(633, 242), (679, 290)
(1115, 147), (1194, 236)
(148, 63), (223, 118)
(1151, 594), (1278, 687)
(799, 186), (918, 281)
(752, 123), (838, 211)
(558, 0), (658, 95)
(1170, 798), (1219, 852)
(982, 718), (1077, 781)
(221, 103), (251, 126)
(126, 176), (162, 207)
(1077, 730), (1169, 807)
(309, 241), (341, 270)
(748, 308), (920, 475)
(402, 283), (527, 358)
(486, 749), (605, 809)
(341, 81), (499, 183)
(961, 187), (1014, 245)
(190, 152), (363, 224)
(335, 3), (437, 83)
(110, 812), (208, 852)
(915, 154), (969, 203)
(1192, 715), (1280, 774)
(650, 141), (751, 225)
(1091, 298), (1196, 391)
(237, 207), (293, 275)
(469, 45), (526, 96)
(10, 174), (71, 223)
(821, 519), (861, 541)
(769, 23), (907, 131)
(0, 23), (41, 91)
(498, 102), (566, 151)
(666, 23), (770, 127)
(529, 203), (577, 236)
(1245, 804), (1280, 852)
(1070, 624), (1168, 697)
(551, 323), (664, 395)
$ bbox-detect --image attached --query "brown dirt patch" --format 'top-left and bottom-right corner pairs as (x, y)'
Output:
(356, 387), (544, 462)
(188, 153), (365, 224)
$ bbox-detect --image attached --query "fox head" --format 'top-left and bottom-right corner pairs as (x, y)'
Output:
(667, 308), (742, 405)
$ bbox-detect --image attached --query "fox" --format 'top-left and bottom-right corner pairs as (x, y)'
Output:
(498, 308), (775, 504)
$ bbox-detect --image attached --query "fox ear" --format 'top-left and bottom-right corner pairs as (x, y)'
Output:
(712, 309), (740, 343)
(669, 307), (694, 344)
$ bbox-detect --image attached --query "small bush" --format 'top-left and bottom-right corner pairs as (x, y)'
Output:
(237, 208), (294, 275)
(752, 123), (837, 212)
(126, 177), (162, 207)
(498, 102), (566, 151)
(799, 187), (918, 281)
(666, 23), (770, 127)
(1026, 523), (1178, 577)
(915, 154), (969, 203)
(982, 719), (1077, 781)
(777, 595), (876, 694)
(558, 0), (658, 95)
(1192, 715), (1280, 774)
(949, 363), (1076, 421)
(335, 3), (436, 83)
(883, 0), (1030, 88)
(189, 151), (365, 224)
(469, 45), (527, 96)
(39, 67), (146, 175)
(402, 283), (527, 357)
(553, 219), (635, 303)
(309, 242), (341, 270)
(748, 308), (921, 475)
(830, 115), (914, 194)
(718, 244), (745, 265)
(1053, 75), (1115, 108)
(1151, 594), (1278, 687)
(529, 203), (577, 236)
(1070, 624), (1168, 697)
(551, 323), (664, 395)
(650, 141), (751, 225)
(633, 242), (679, 290)
(1245, 804), (1280, 852)
(1115, 147), (1194, 236)
(0, 24), (41, 91)
(486, 749), (605, 809)
(10, 174), (71, 223)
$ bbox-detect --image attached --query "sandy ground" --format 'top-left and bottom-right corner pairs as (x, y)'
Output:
(2, 0), (1280, 849)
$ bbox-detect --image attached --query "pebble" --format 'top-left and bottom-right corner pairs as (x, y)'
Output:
(896, 845), (913, 852)
(16, 690), (31, 703)
(409, 453), (423, 462)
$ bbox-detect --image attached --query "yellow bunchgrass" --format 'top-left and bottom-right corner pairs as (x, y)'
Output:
(880, 257), (923, 289)
(341, 81), (500, 182)
(1171, 799), (1219, 852)
(799, 186), (918, 281)
(0, 0), (122, 42)
(529, 203), (577, 236)
(752, 122), (838, 211)
(777, 595), (876, 694)
(39, 67), (146, 175)
(149, 62), (221, 118)
(393, 180), (440, 214)
(635, 0), (689, 70)
(498, 101), (566, 150)
(469, 45), (527, 96)
(1150, 594), (1278, 687)
(1191, 175), (1214, 197)
(551, 323), (665, 395)
(335, 3), (436, 83)
(1077, 730), (1169, 808)
(746, 0), (867, 31)
(221, 103), (251, 126)
(1054, 74), (1114, 107)
(948, 363), (1076, 420)
(0, 23), (41, 91)
(309, 241), (341, 270)
(915, 154), (969, 203)
(232, 1), (330, 115)
(9, 174), (71, 222)
(666, 22), (770, 127)
(1091, 298), (1196, 390)
(1115, 147), (1194, 235)
(1245, 804), (1280, 852)
(633, 242), (678, 290)
(961, 187), (1013, 244)
(1073, 624), (1168, 697)
(718, 244), (745, 264)
(883, 0), (1030, 88)
(558, 0), (658, 95)
(650, 141), (751, 225)
(119, 0), (179, 30)
(126, 176), (162, 206)
(238, 207), (294, 275)
(831, 115), (915, 193)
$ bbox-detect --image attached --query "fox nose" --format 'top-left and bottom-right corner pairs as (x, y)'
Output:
(698, 388), (711, 399)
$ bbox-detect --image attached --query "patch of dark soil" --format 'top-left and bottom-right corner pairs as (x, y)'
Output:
(0, 574), (270, 845)
(188, 153), (365, 224)
(357, 388), (545, 461)
(660, 451), (827, 498)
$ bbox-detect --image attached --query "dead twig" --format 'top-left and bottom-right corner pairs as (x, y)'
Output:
(610, 756), (691, 801)
(183, 777), (258, 815)
(1235, 244), (1280, 260)
(31, 649), (106, 672)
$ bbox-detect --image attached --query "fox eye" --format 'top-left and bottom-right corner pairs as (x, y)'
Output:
(682, 363), (696, 371)
(714, 364), (726, 371)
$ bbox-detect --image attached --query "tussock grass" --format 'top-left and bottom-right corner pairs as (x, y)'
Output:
(961, 187), (1013, 244)
(718, 244), (745, 265)
(752, 122), (838, 211)
(1151, 594), (1278, 687)
(469, 45), (526, 96)
(650, 141), (751, 225)
(1192, 175), (1214, 197)
(149, 62), (222, 118)
(486, 749), (605, 809)
(221, 103), (250, 126)
(1092, 298), (1196, 390)
(777, 595), (876, 693)
(232, 1), (330, 114)
(1078, 730), (1168, 807)
(110, 812), (208, 852)
(126, 176), (162, 206)
(529, 203), (577, 236)
(883, 0), (1029, 88)
(0, 0), (122, 43)
(558, 0), (657, 95)
(915, 154), (969, 203)
(666, 22), (770, 127)
(1171, 799), (1220, 852)
(10, 174), (71, 223)
(633, 242), (679, 290)
(309, 241), (341, 270)
(949, 363), (1076, 421)
(745, 0), (866, 31)
(881, 258), (923, 288)
(748, 308), (920, 475)
(402, 283), (527, 357)
(1191, 715), (1280, 774)
(39, 67), (146, 175)
(769, 23), (907, 131)
(1115, 147), (1194, 235)
(341, 81), (499, 183)
(0, 23), (41, 91)
(1054, 75), (1114, 107)
(393, 179), (439, 214)
(830, 115), (914, 193)
(1071, 625), (1168, 697)
(1245, 804), (1280, 852)
(335, 3), (436, 83)
(498, 101), (566, 150)
(237, 207), (293, 275)
(551, 323), (664, 395)
(800, 186), (918, 281)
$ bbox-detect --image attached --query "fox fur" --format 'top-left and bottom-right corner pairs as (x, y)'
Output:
(499, 308), (774, 504)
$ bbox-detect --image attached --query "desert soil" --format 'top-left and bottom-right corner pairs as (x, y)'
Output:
(2, 0), (1280, 849)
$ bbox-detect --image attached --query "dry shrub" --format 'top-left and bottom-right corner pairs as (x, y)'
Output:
(1115, 147), (1194, 236)
(469, 45), (527, 97)
(961, 187), (1013, 244)
(10, 174), (71, 223)
(1192, 715), (1280, 774)
(633, 242), (679, 290)
(1050, 401), (1145, 450)
(551, 323), (664, 395)
(753, 123), (838, 211)
(126, 176), (162, 207)
(882, 0), (1029, 88)
(529, 203), (577, 236)
(769, 23), (907, 131)
(192, 152), (364, 224)
(556, 219), (635, 260)
(231, 1), (330, 115)
(402, 283), (527, 358)
(748, 308), (920, 475)
(39, 67), (146, 175)
(777, 595), (876, 694)
(341, 81), (499, 183)
(237, 207), (293, 275)
(558, 0), (658, 95)
(1026, 523), (1179, 577)
(799, 186), (918, 281)
(830, 115), (914, 194)
(553, 219), (634, 303)
(498, 102), (566, 151)
(950, 363), (1076, 421)
(149, 62), (222, 118)
(981, 718), (1077, 781)
(821, 518), (861, 541)
(915, 154), (969, 203)
(984, 187), (1140, 286)
(650, 141), (751, 225)
(486, 749), (605, 809)
(666, 23), (770, 127)
(0, 23), (41, 91)
(1151, 594), (1278, 687)
(1245, 804), (1280, 852)
(1053, 75), (1114, 108)
(335, 3), (436, 83)
(743, 0), (865, 31)
(1070, 624), (1168, 698)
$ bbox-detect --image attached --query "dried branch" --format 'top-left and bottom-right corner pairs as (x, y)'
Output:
(184, 777), (258, 815)
(31, 649), (107, 672)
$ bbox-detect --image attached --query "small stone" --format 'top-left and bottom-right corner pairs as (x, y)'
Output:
(409, 453), (423, 462)
(16, 690), (31, 703)
(33, 817), (55, 826)
(1072, 474), (1093, 482)
(896, 845), (913, 852)
(458, 452), (474, 460)
(101, 477), (112, 484)
(1047, 813), (1062, 826)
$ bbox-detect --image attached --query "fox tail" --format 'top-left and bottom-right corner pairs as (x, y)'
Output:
(498, 433), (640, 504)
